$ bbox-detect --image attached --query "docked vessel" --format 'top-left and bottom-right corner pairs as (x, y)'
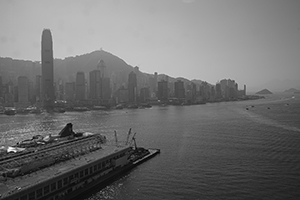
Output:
(0, 123), (160, 200)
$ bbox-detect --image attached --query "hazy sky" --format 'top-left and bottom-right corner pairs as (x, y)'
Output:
(1, 0), (300, 91)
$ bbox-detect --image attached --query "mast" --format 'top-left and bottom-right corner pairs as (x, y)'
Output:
(125, 128), (132, 145)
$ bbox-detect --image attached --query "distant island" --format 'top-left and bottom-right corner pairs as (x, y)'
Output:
(256, 89), (273, 95)
(284, 88), (300, 93)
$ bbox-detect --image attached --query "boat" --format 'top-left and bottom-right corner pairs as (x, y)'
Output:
(29, 107), (42, 114)
(4, 107), (16, 115)
(0, 123), (160, 200)
(54, 107), (66, 113)
(73, 107), (90, 112)
(115, 104), (124, 109)
(16, 108), (31, 115)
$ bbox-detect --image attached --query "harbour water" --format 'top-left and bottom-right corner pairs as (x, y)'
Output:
(1, 93), (300, 200)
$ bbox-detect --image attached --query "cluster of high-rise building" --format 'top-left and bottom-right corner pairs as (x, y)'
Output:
(0, 29), (247, 109)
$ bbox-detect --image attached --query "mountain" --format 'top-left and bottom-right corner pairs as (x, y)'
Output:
(54, 50), (134, 81)
(252, 79), (300, 93)
(256, 89), (273, 95)
(284, 88), (300, 93)
(0, 50), (204, 88)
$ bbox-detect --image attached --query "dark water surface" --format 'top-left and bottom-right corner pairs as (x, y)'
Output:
(1, 94), (300, 200)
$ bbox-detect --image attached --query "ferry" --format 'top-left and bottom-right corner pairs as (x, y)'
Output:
(0, 123), (160, 200)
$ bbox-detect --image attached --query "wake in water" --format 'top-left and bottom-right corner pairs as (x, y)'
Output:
(236, 107), (300, 133)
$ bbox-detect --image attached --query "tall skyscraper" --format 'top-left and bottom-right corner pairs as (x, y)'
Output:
(41, 29), (55, 110)
(75, 72), (86, 101)
(98, 60), (106, 78)
(89, 69), (101, 100)
(140, 87), (150, 103)
(128, 71), (137, 103)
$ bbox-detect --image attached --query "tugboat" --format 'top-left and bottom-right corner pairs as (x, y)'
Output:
(0, 123), (160, 200)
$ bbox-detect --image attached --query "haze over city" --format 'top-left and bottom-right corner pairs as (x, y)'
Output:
(1, 0), (300, 92)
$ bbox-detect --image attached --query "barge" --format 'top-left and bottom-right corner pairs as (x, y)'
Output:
(0, 123), (160, 200)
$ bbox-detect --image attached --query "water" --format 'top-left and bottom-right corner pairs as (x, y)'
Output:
(1, 94), (300, 199)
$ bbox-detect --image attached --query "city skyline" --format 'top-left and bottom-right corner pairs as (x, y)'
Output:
(1, 0), (300, 92)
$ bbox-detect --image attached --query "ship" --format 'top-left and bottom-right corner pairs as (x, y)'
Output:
(0, 123), (160, 200)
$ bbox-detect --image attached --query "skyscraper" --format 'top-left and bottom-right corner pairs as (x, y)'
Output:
(41, 29), (55, 110)
(128, 71), (137, 103)
(89, 69), (101, 100)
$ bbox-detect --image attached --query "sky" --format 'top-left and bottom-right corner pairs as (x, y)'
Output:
(0, 0), (300, 91)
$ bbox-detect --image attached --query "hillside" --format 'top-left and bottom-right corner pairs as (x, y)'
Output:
(0, 50), (203, 88)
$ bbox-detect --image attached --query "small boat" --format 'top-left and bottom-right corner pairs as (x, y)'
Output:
(16, 108), (31, 114)
(140, 103), (152, 108)
(73, 107), (90, 112)
(29, 107), (42, 114)
(115, 104), (124, 109)
(54, 107), (66, 113)
(92, 106), (107, 110)
(4, 107), (16, 115)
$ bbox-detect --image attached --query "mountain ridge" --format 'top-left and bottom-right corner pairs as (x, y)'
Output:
(0, 50), (204, 87)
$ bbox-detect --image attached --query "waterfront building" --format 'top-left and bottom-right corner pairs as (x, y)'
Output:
(13, 86), (18, 104)
(96, 60), (111, 104)
(0, 76), (3, 103)
(28, 81), (35, 104)
(4, 80), (14, 107)
(210, 86), (216, 101)
(174, 80), (185, 99)
(65, 82), (75, 102)
(89, 69), (101, 100)
(17, 76), (29, 106)
(115, 86), (129, 104)
(190, 82), (197, 103)
(57, 80), (64, 100)
(154, 72), (158, 94)
(140, 87), (150, 103)
(215, 83), (222, 99)
(219, 79), (239, 99)
(35, 75), (42, 103)
(101, 77), (111, 104)
(220, 79), (227, 98)
(128, 71), (137, 103)
(75, 72), (86, 101)
(157, 80), (168, 101)
(41, 29), (55, 110)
